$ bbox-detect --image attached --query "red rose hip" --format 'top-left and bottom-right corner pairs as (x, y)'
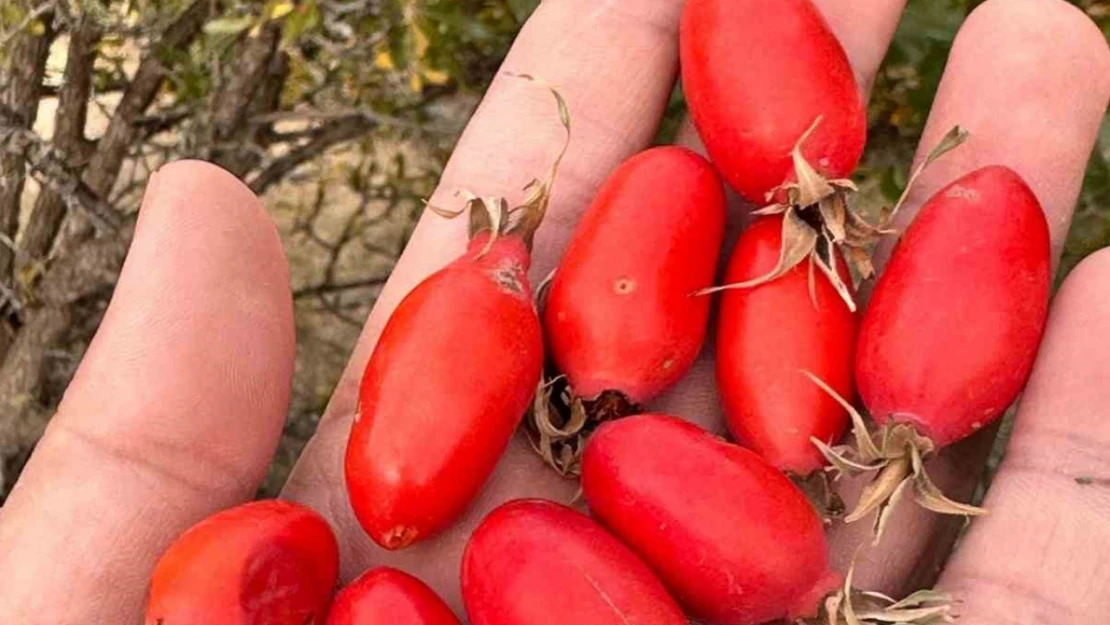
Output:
(145, 500), (338, 625)
(462, 499), (687, 625)
(581, 415), (840, 625)
(716, 216), (857, 475)
(681, 0), (866, 203)
(326, 567), (461, 625)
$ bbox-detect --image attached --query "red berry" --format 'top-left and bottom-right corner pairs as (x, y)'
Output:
(462, 499), (687, 625)
(582, 415), (840, 625)
(544, 146), (725, 404)
(346, 234), (543, 549)
(681, 0), (866, 203)
(857, 165), (1050, 446)
(145, 500), (338, 625)
(326, 567), (461, 625)
(716, 216), (857, 474)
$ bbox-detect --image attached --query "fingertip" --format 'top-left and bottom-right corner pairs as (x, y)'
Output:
(966, 0), (1110, 82)
(142, 159), (285, 258)
(1058, 247), (1110, 299)
(46, 156), (295, 505)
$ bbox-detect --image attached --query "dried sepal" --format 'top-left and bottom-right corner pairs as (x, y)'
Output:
(889, 126), (969, 222)
(752, 202), (790, 216)
(802, 371), (988, 539)
(813, 248), (856, 312)
(909, 443), (988, 517)
(422, 73), (571, 253)
(695, 206), (818, 296)
(871, 476), (912, 545)
(847, 456), (912, 525)
(711, 123), (968, 310)
(499, 72), (572, 248)
(816, 562), (955, 625)
(699, 117), (868, 309)
(524, 382), (639, 477)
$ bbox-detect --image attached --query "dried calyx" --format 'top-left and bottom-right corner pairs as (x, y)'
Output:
(527, 377), (640, 477)
(792, 470), (847, 523)
(804, 372), (986, 543)
(698, 120), (968, 312)
(808, 564), (956, 625)
(525, 273), (641, 477)
(428, 73), (571, 257)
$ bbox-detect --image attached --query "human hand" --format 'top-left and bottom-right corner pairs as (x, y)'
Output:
(0, 0), (1108, 622)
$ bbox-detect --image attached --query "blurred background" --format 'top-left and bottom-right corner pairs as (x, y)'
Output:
(0, 0), (1106, 500)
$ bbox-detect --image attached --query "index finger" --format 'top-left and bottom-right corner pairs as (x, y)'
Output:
(285, 0), (689, 598)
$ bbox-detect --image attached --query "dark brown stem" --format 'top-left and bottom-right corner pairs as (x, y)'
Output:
(0, 14), (56, 280)
(248, 114), (378, 194)
(208, 22), (284, 176)
(19, 17), (102, 269)
(59, 0), (214, 252)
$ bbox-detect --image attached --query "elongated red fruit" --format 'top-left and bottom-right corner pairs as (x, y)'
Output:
(346, 233), (543, 549)
(857, 165), (1050, 447)
(717, 216), (857, 474)
(544, 146), (726, 403)
(326, 567), (461, 625)
(462, 499), (687, 625)
(145, 500), (338, 625)
(681, 0), (866, 203)
(582, 415), (841, 625)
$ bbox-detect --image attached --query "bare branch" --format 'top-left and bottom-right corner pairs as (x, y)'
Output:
(0, 123), (122, 233)
(0, 13), (55, 281)
(248, 114), (378, 194)
(20, 17), (103, 269)
(61, 0), (215, 250)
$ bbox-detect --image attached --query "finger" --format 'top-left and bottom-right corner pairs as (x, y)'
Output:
(827, 0), (1110, 594)
(0, 161), (295, 624)
(936, 247), (1110, 623)
(285, 0), (688, 605)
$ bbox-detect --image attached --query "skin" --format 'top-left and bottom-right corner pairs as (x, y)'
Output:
(0, 0), (1106, 623)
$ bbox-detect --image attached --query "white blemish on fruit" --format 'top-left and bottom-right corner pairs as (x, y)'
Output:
(945, 185), (980, 202)
(662, 358), (675, 370)
(491, 259), (526, 297)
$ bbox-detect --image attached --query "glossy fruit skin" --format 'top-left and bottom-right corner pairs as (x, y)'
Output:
(680, 0), (866, 203)
(461, 499), (687, 625)
(145, 500), (338, 625)
(857, 165), (1051, 447)
(544, 147), (726, 403)
(581, 415), (841, 625)
(326, 567), (461, 625)
(717, 216), (857, 474)
(346, 234), (543, 549)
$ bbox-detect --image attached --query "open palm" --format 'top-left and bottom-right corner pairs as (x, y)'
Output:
(1, 0), (1109, 622)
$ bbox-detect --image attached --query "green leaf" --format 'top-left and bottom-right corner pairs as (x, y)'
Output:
(203, 15), (255, 36)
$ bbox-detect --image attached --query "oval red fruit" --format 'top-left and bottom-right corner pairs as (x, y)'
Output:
(717, 216), (857, 474)
(145, 500), (338, 625)
(462, 499), (687, 625)
(346, 234), (544, 549)
(857, 165), (1051, 447)
(681, 0), (866, 203)
(544, 146), (726, 403)
(326, 567), (461, 625)
(582, 415), (840, 625)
